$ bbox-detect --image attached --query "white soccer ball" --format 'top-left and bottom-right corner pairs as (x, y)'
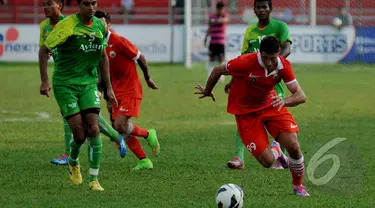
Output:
(216, 184), (244, 208)
(332, 17), (343, 27)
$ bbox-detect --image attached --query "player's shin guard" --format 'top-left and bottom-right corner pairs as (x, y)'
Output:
(69, 140), (82, 166)
(88, 136), (102, 182)
(235, 132), (245, 162)
(289, 156), (305, 186)
(63, 118), (73, 154)
(98, 114), (120, 142)
(126, 136), (147, 160)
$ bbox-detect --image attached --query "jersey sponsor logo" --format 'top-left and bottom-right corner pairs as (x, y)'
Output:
(68, 103), (77, 108)
(78, 32), (105, 53)
(290, 124), (298, 129)
(78, 42), (105, 53)
(119, 107), (128, 112)
(249, 73), (260, 78)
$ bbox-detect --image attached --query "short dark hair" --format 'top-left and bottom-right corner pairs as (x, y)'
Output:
(259, 36), (280, 53)
(77, 0), (81, 4)
(95, 10), (111, 23)
(216, 2), (224, 9)
(254, 0), (272, 9)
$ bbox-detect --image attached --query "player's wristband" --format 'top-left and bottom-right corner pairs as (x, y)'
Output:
(144, 75), (150, 81)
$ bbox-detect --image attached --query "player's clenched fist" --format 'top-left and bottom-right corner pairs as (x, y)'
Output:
(40, 81), (51, 97)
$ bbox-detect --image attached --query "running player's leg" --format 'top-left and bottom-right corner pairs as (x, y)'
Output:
(97, 85), (126, 157)
(113, 114), (152, 171)
(79, 84), (105, 191)
(98, 114), (126, 157)
(114, 98), (160, 157)
(53, 84), (84, 185)
(113, 98), (159, 170)
(266, 107), (309, 197)
(50, 118), (72, 165)
(227, 132), (245, 169)
(235, 113), (279, 168)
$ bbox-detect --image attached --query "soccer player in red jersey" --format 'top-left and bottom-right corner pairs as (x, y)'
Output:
(95, 11), (160, 170)
(195, 36), (309, 197)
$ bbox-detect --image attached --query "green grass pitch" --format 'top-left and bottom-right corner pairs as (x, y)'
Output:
(0, 62), (374, 207)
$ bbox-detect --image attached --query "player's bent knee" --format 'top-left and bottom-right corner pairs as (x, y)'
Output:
(286, 142), (301, 158)
(113, 122), (127, 134)
(256, 152), (275, 168)
(86, 123), (100, 137)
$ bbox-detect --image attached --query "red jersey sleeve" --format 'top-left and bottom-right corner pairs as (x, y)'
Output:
(279, 58), (296, 84)
(119, 37), (140, 60)
(226, 55), (251, 77)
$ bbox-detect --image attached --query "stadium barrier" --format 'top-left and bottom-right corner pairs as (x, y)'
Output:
(0, 24), (374, 63)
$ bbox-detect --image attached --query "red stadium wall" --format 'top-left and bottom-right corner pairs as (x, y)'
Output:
(0, 0), (374, 25)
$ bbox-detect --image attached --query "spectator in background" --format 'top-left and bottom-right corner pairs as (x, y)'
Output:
(204, 1), (229, 82)
(334, 6), (353, 27)
(0, 0), (6, 5)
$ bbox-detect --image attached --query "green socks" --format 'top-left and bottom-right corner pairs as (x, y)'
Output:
(235, 131), (245, 162)
(88, 136), (102, 182)
(69, 139), (82, 166)
(63, 118), (73, 154)
(98, 114), (120, 142)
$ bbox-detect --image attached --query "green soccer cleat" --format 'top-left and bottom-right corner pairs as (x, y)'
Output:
(132, 158), (153, 171)
(146, 129), (160, 157)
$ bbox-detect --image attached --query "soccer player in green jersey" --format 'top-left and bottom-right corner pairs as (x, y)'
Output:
(40, 0), (126, 166)
(39, 0), (115, 191)
(226, 0), (292, 170)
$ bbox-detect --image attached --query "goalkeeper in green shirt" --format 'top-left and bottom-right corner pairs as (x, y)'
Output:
(226, 0), (292, 170)
(39, 0), (116, 191)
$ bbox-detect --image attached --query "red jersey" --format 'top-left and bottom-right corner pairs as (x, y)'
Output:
(226, 52), (296, 115)
(106, 32), (142, 99)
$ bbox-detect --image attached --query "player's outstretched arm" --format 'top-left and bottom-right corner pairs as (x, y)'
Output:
(283, 81), (306, 107)
(137, 54), (158, 89)
(100, 50), (117, 107)
(39, 45), (51, 97)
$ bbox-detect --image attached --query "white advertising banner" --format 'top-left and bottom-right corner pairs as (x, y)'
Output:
(0, 24), (355, 64)
(192, 25), (356, 63)
(0, 24), (185, 62)
(111, 24), (184, 62)
(0, 25), (40, 61)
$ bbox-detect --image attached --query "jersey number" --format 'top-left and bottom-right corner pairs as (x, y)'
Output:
(89, 32), (95, 42)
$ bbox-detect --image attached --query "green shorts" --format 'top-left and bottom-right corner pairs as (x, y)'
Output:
(53, 83), (101, 117)
(274, 82), (285, 98)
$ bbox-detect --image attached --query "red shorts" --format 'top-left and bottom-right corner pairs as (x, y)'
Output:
(235, 106), (299, 157)
(112, 97), (142, 120)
